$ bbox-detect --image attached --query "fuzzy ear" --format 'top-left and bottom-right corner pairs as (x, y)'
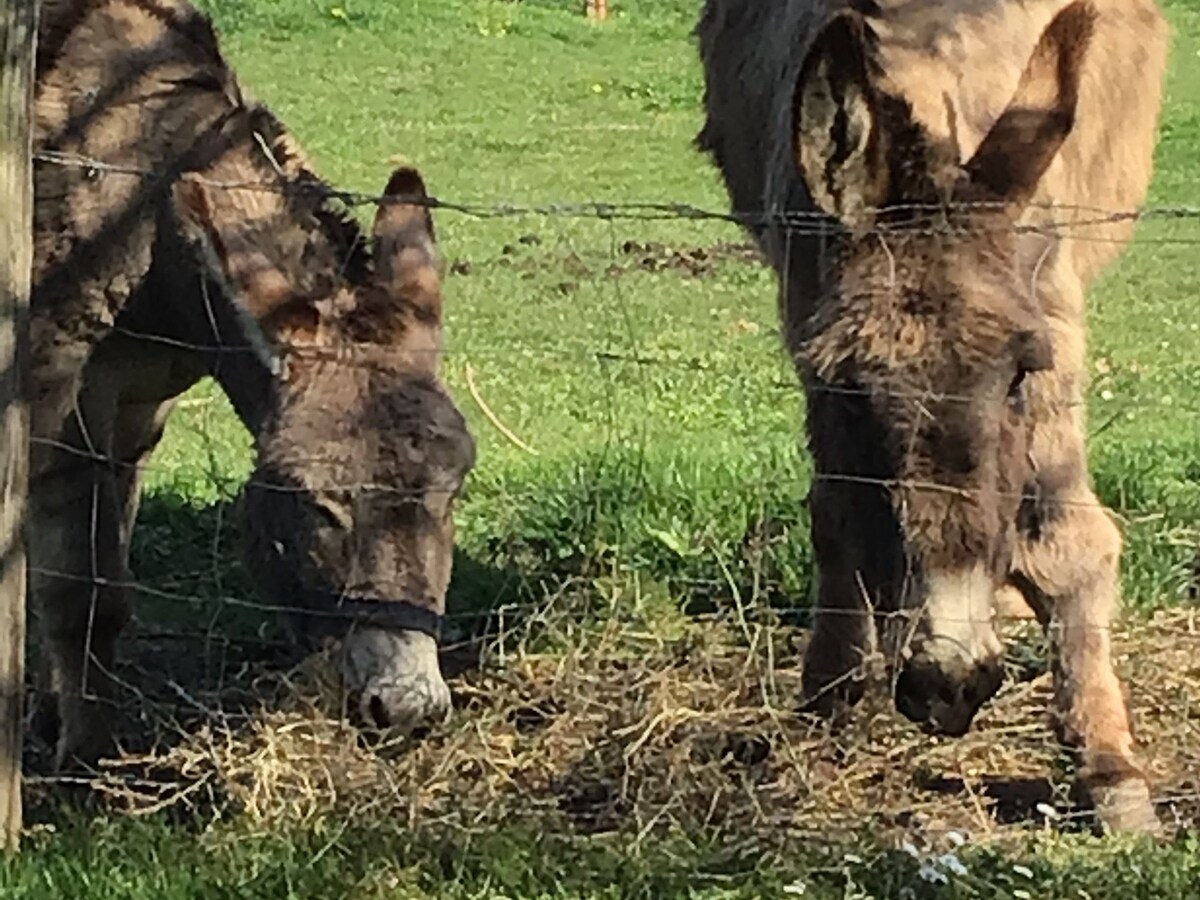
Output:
(174, 176), (332, 356)
(962, 1), (1096, 211)
(172, 175), (294, 320)
(261, 299), (331, 348)
(793, 12), (890, 227)
(370, 167), (442, 322)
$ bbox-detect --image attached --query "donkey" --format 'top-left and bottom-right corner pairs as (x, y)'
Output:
(31, 0), (476, 768)
(696, 0), (1168, 832)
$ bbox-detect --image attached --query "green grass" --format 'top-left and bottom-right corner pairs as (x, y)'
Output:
(7, 814), (1200, 899)
(10, 0), (1200, 895)
(7, 815), (1200, 899)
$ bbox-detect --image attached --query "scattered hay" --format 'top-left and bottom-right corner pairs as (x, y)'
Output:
(66, 608), (1200, 853)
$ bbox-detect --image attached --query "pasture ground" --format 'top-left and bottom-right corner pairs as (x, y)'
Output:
(7, 0), (1200, 896)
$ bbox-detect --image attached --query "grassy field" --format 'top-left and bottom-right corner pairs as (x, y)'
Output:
(7, 0), (1200, 896)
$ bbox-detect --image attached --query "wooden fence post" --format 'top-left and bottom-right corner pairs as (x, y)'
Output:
(0, 0), (38, 852)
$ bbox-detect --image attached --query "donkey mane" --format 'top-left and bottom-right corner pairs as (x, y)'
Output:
(238, 104), (374, 289)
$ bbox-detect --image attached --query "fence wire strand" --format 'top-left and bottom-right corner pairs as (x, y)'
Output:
(20, 147), (1200, 850)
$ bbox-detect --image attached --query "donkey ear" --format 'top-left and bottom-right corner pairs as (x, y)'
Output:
(174, 176), (332, 353)
(373, 167), (437, 271)
(794, 12), (890, 227)
(963, 1), (1096, 211)
(370, 167), (441, 316)
(172, 176), (293, 320)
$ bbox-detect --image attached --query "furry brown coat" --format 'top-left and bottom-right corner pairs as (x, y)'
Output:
(696, 0), (1168, 833)
(31, 0), (473, 768)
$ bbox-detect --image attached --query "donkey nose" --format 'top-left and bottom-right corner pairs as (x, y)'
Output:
(343, 629), (452, 734)
(358, 676), (452, 734)
(894, 655), (1004, 737)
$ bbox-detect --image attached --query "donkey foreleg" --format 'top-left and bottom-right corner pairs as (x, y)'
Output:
(1012, 495), (1159, 834)
(30, 442), (131, 771)
(801, 566), (878, 717)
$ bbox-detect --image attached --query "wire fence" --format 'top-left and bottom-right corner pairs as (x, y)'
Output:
(19, 140), (1200, 857)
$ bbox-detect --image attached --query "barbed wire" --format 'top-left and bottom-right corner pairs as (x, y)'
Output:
(24, 565), (1200, 635)
(29, 427), (1200, 515)
(32, 148), (1200, 239)
(83, 323), (1132, 417)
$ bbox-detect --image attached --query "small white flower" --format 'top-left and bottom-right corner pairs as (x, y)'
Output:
(918, 864), (948, 885)
(936, 853), (968, 877)
(1012, 864), (1034, 879)
(1035, 802), (1059, 819)
(1100, 389), (1115, 401)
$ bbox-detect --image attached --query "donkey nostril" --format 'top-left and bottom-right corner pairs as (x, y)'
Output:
(368, 694), (390, 729)
(937, 680), (960, 707)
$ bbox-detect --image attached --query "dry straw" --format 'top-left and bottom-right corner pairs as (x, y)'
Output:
(52, 601), (1200, 852)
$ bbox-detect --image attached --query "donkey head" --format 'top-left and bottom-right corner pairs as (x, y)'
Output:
(175, 166), (475, 731)
(795, 3), (1094, 734)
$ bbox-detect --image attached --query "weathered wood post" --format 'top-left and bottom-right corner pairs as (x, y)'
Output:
(0, 0), (38, 851)
(585, 0), (608, 21)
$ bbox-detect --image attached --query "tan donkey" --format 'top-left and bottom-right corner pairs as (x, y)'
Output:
(32, 0), (475, 768)
(696, 0), (1168, 832)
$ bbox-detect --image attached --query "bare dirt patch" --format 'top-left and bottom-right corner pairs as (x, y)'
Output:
(446, 237), (765, 291)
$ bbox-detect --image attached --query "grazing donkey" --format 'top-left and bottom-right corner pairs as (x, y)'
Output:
(32, 0), (475, 768)
(696, 0), (1167, 831)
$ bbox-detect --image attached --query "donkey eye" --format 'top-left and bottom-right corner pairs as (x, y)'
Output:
(312, 500), (352, 531)
(1007, 368), (1029, 400)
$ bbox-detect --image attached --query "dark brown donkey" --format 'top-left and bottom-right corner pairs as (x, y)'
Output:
(31, 0), (475, 768)
(696, 0), (1168, 832)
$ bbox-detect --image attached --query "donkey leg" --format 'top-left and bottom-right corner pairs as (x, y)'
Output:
(27, 334), (189, 770)
(801, 487), (878, 715)
(801, 568), (875, 715)
(1004, 256), (1158, 831)
(30, 426), (131, 770)
(1012, 490), (1158, 833)
(111, 397), (178, 557)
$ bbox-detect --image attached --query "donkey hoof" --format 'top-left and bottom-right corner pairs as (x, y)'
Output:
(54, 724), (116, 776)
(34, 693), (116, 773)
(1088, 776), (1162, 836)
(342, 629), (452, 733)
(31, 694), (62, 753)
(800, 669), (866, 719)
